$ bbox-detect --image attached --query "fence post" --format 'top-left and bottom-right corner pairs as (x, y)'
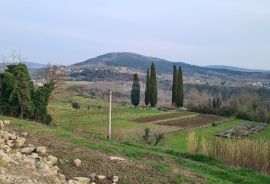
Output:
(108, 90), (112, 140)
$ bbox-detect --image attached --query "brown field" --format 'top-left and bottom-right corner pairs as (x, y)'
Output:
(133, 112), (193, 123)
(156, 114), (226, 128)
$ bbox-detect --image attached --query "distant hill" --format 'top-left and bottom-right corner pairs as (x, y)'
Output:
(206, 65), (269, 73)
(24, 62), (45, 69)
(0, 61), (45, 70)
(72, 52), (204, 74)
(70, 52), (270, 85)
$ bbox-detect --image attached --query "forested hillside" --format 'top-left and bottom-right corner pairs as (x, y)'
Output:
(70, 52), (270, 86)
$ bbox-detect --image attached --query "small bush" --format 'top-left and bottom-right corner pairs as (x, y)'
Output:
(235, 111), (250, 120)
(143, 128), (151, 144)
(72, 102), (80, 110)
(142, 128), (165, 146)
(154, 133), (165, 146)
(43, 114), (52, 125)
(212, 122), (218, 127)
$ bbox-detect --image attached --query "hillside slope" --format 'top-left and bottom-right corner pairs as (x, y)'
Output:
(1, 100), (270, 184)
(73, 52), (202, 74)
(70, 52), (270, 85)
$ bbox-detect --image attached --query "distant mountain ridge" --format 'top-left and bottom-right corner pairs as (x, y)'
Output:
(206, 65), (269, 73)
(72, 52), (268, 74)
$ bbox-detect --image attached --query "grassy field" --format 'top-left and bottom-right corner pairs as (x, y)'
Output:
(48, 96), (192, 141)
(1, 95), (269, 183)
(164, 119), (247, 151)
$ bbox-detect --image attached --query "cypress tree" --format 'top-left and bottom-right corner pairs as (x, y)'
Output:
(131, 73), (140, 107)
(176, 67), (184, 108)
(149, 63), (157, 107)
(144, 69), (150, 106)
(213, 97), (217, 109)
(172, 65), (178, 108)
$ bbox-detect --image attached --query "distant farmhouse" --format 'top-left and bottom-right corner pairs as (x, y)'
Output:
(32, 79), (46, 87)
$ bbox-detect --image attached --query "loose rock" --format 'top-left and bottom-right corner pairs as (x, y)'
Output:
(109, 156), (125, 161)
(47, 155), (58, 165)
(21, 147), (36, 154)
(0, 150), (12, 164)
(0, 126), (120, 184)
(0, 121), (4, 129)
(112, 176), (118, 183)
(6, 140), (14, 147)
(15, 137), (26, 147)
(3, 120), (10, 125)
(89, 172), (96, 180)
(97, 175), (106, 180)
(21, 132), (28, 136)
(36, 146), (47, 155)
(73, 159), (82, 167)
(73, 177), (90, 184)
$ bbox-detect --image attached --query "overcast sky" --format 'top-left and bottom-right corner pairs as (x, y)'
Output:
(0, 0), (269, 69)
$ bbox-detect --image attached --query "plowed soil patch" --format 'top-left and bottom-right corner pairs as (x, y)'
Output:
(156, 114), (226, 128)
(133, 112), (192, 123)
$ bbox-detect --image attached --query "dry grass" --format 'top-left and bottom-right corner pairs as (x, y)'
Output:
(187, 131), (197, 152)
(214, 138), (270, 174)
(187, 131), (270, 174)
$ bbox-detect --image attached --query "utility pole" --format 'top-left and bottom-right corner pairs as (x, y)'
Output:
(108, 90), (112, 140)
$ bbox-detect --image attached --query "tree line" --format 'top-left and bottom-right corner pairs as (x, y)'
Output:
(0, 63), (55, 124)
(131, 63), (184, 108)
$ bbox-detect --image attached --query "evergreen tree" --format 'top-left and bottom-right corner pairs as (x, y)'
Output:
(131, 73), (140, 107)
(0, 63), (55, 124)
(213, 94), (222, 109)
(0, 72), (18, 115)
(32, 81), (54, 124)
(6, 64), (34, 118)
(213, 97), (217, 109)
(172, 65), (178, 108)
(149, 63), (157, 107)
(176, 67), (184, 108)
(144, 69), (150, 106)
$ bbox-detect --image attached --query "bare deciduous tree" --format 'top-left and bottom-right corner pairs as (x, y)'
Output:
(44, 64), (67, 84)
(1, 51), (26, 71)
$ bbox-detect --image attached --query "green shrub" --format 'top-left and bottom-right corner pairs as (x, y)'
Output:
(154, 133), (165, 146)
(43, 114), (52, 125)
(143, 128), (151, 144)
(212, 122), (218, 127)
(72, 102), (80, 110)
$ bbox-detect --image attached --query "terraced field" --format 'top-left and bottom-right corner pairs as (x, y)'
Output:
(133, 112), (226, 129)
(156, 114), (227, 128)
(1, 95), (269, 183)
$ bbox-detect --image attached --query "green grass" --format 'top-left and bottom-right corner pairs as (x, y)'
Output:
(251, 122), (270, 140)
(1, 115), (269, 183)
(164, 119), (247, 151)
(48, 96), (193, 141)
(1, 96), (269, 183)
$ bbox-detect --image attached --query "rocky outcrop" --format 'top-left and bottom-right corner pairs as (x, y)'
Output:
(216, 122), (267, 138)
(0, 120), (119, 184)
